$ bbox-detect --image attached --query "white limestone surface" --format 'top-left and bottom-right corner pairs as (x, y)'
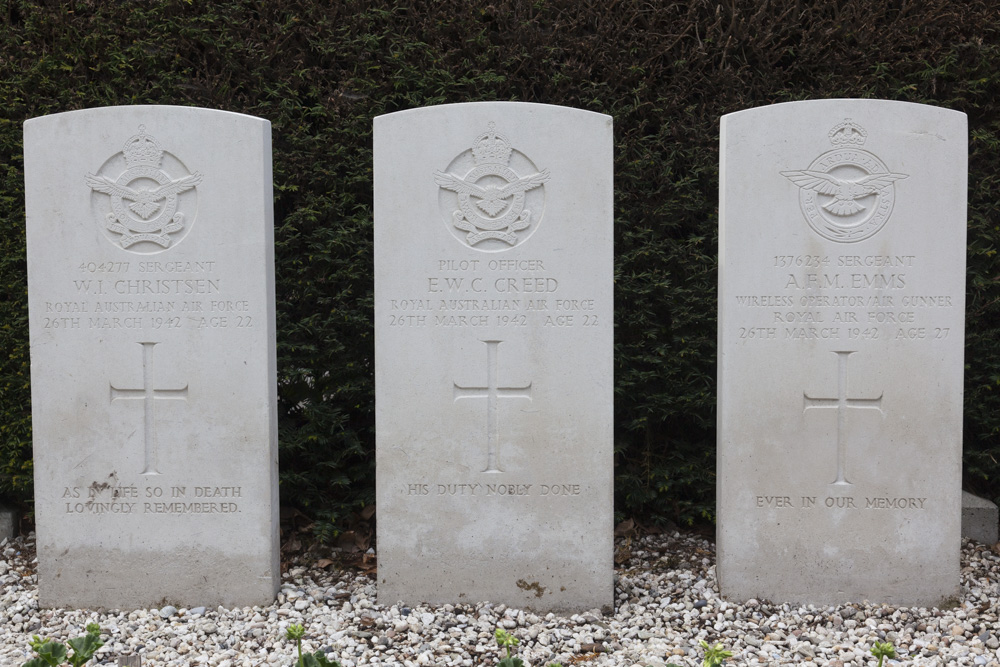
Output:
(718, 99), (967, 606)
(374, 102), (613, 612)
(24, 106), (278, 609)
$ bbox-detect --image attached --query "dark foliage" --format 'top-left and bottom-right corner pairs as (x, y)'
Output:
(1, 0), (1000, 530)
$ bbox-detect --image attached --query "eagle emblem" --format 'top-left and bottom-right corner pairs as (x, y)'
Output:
(435, 122), (549, 248)
(86, 126), (202, 251)
(782, 120), (907, 243)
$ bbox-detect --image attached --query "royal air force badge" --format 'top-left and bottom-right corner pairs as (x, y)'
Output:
(86, 125), (202, 251)
(435, 122), (549, 249)
(782, 119), (907, 243)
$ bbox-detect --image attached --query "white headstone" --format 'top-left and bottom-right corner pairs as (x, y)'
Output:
(25, 106), (278, 609)
(374, 102), (613, 612)
(718, 99), (967, 606)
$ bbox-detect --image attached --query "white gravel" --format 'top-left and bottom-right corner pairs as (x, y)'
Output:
(3, 531), (1000, 666)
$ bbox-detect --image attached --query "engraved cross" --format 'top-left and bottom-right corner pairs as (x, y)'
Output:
(110, 341), (188, 476)
(454, 340), (532, 473)
(803, 350), (883, 486)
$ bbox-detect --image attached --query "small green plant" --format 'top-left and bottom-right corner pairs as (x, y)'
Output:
(493, 628), (564, 667)
(286, 624), (341, 667)
(495, 628), (525, 667)
(871, 641), (896, 667)
(700, 640), (732, 667)
(22, 623), (104, 667)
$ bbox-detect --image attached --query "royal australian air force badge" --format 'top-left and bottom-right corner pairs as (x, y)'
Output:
(435, 122), (549, 250)
(782, 119), (907, 243)
(86, 125), (202, 253)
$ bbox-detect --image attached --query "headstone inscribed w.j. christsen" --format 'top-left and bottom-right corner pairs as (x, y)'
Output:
(25, 106), (278, 609)
(718, 100), (967, 606)
(375, 102), (613, 612)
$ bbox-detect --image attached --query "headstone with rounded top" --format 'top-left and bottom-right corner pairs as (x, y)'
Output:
(374, 102), (614, 612)
(717, 99), (967, 606)
(24, 105), (279, 609)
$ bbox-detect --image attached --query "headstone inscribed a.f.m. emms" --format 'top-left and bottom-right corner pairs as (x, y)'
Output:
(375, 102), (613, 612)
(718, 99), (966, 606)
(25, 106), (278, 609)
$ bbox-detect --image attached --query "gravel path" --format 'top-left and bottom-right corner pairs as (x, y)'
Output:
(3, 531), (1000, 666)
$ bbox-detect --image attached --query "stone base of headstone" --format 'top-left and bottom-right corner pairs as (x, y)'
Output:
(0, 506), (15, 541)
(962, 491), (999, 544)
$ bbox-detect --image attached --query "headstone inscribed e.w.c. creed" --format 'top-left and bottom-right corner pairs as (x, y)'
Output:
(25, 106), (278, 609)
(375, 102), (613, 612)
(718, 99), (967, 606)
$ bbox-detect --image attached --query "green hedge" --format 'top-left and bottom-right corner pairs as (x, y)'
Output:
(2, 0), (1000, 531)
